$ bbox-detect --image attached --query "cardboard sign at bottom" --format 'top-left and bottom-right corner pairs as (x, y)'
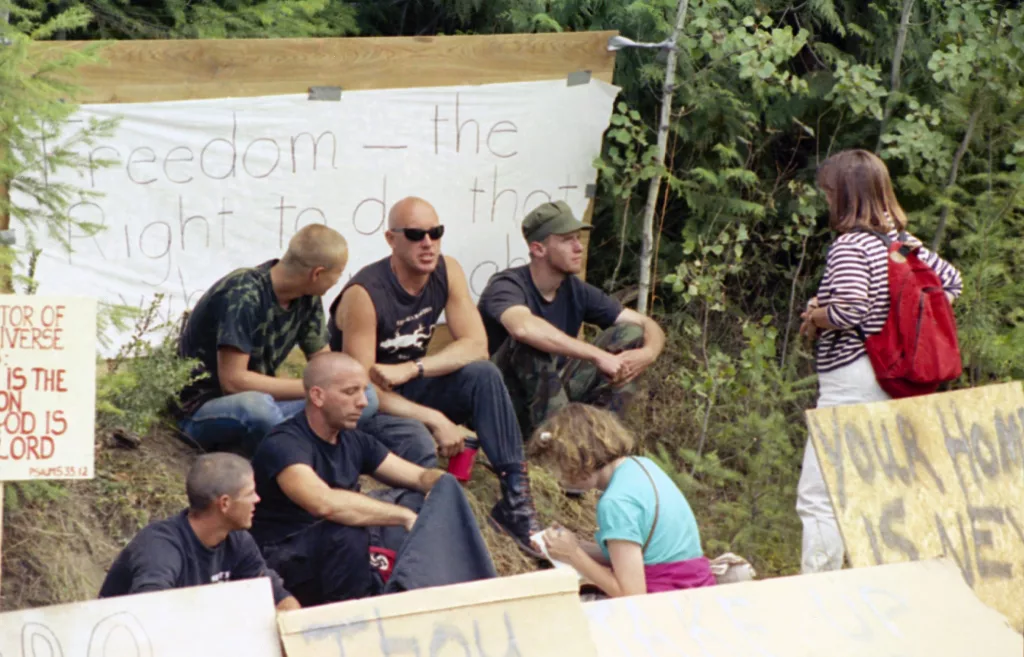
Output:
(0, 578), (281, 657)
(585, 559), (1022, 656)
(278, 570), (598, 657)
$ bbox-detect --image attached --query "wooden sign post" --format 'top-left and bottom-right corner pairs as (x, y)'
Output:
(806, 382), (1024, 632)
(0, 295), (97, 606)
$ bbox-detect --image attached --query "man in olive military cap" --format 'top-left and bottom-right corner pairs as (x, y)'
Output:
(478, 201), (665, 445)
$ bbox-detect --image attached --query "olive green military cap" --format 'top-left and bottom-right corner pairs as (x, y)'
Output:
(521, 200), (592, 244)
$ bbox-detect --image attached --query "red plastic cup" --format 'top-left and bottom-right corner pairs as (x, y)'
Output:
(447, 438), (480, 482)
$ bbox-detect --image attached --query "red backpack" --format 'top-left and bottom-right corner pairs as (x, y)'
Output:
(858, 231), (963, 398)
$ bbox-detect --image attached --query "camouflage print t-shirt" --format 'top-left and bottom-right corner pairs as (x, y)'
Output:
(176, 260), (328, 416)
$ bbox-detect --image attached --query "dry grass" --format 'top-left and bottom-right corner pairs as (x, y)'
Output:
(1, 428), (193, 610)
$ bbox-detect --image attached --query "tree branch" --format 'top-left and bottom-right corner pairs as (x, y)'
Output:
(779, 233), (810, 369)
(637, 0), (689, 315)
(931, 103), (982, 251)
(876, 0), (916, 154)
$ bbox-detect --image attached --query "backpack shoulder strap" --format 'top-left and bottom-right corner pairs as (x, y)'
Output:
(852, 227), (892, 247)
(630, 457), (660, 554)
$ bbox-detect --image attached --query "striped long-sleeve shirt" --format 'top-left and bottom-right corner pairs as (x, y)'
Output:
(814, 230), (963, 373)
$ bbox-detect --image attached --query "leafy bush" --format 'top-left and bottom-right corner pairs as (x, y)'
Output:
(95, 296), (200, 437)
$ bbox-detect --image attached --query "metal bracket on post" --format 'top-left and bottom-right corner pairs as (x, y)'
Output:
(0, 229), (15, 247)
(607, 35), (676, 52)
(308, 86), (342, 101)
(585, 184), (597, 199)
(566, 70), (592, 87)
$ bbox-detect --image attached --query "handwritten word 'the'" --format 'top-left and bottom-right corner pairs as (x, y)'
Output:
(0, 304), (66, 351)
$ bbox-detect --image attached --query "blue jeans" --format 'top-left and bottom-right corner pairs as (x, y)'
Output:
(180, 386), (381, 458)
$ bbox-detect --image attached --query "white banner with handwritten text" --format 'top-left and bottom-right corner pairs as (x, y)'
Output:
(14, 79), (619, 354)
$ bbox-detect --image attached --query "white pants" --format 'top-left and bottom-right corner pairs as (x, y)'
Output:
(797, 356), (891, 573)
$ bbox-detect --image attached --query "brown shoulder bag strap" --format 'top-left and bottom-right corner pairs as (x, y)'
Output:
(630, 456), (660, 554)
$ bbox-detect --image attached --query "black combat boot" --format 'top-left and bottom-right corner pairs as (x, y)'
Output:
(488, 461), (543, 559)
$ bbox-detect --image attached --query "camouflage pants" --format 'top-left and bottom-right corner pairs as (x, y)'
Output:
(492, 323), (645, 441)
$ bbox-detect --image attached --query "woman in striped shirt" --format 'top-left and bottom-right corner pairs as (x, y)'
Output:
(796, 149), (963, 574)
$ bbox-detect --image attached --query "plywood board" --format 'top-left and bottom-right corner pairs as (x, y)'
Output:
(31, 32), (617, 103)
(278, 569), (598, 657)
(806, 381), (1024, 632)
(0, 578), (281, 656)
(0, 295), (97, 480)
(585, 558), (1023, 656)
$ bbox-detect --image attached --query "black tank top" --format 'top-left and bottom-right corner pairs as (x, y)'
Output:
(329, 256), (449, 365)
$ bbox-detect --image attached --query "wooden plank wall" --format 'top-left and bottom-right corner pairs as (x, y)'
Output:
(22, 32), (620, 348)
(33, 31), (618, 101)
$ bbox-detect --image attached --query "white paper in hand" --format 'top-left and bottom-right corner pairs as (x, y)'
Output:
(530, 531), (576, 571)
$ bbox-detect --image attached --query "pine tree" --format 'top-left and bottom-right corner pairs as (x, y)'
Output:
(0, 1), (117, 290)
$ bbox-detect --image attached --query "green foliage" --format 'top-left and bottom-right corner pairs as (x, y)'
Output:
(96, 296), (201, 437)
(53, 0), (358, 39)
(1, 1), (117, 289)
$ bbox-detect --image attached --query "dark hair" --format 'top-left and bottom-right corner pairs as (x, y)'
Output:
(816, 149), (907, 234)
(185, 453), (253, 511)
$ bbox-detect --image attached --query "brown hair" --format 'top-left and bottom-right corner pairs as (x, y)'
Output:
(527, 403), (635, 482)
(816, 149), (907, 234)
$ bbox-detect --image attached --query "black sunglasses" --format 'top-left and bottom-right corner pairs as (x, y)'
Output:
(390, 225), (445, 242)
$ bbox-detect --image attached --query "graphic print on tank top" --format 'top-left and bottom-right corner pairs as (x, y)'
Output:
(379, 307), (436, 361)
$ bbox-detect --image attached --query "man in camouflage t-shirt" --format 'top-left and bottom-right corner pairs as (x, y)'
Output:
(176, 224), (350, 457)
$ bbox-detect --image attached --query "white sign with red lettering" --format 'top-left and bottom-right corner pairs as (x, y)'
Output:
(0, 295), (96, 480)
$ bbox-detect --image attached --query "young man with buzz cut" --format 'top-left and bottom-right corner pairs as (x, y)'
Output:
(99, 453), (299, 611)
(175, 224), (353, 457)
(478, 200), (666, 442)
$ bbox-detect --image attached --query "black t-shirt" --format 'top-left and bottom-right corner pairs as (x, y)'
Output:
(98, 510), (290, 604)
(477, 265), (623, 355)
(328, 256), (449, 365)
(250, 412), (390, 546)
(177, 259), (329, 415)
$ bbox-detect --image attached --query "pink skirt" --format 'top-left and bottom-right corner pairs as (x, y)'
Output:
(645, 556), (717, 593)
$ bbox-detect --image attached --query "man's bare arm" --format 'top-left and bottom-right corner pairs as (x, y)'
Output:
(616, 308), (666, 359)
(373, 453), (445, 494)
(217, 348), (305, 400)
(499, 305), (609, 362)
(277, 464), (416, 529)
(415, 256), (488, 377)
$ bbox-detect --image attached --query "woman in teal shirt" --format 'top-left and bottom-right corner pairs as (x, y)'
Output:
(529, 403), (715, 597)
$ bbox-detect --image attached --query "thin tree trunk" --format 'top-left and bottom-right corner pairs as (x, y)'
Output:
(876, 0), (916, 153)
(637, 0), (689, 315)
(932, 104), (982, 251)
(779, 233), (810, 369)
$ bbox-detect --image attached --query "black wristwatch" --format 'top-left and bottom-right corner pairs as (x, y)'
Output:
(415, 360), (425, 379)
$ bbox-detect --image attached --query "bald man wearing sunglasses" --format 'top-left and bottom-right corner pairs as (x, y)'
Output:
(327, 197), (541, 558)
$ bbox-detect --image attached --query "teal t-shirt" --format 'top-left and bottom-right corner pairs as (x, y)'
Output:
(595, 456), (703, 565)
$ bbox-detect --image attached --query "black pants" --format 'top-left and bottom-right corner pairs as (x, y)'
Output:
(262, 490), (423, 607)
(395, 360), (524, 467)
